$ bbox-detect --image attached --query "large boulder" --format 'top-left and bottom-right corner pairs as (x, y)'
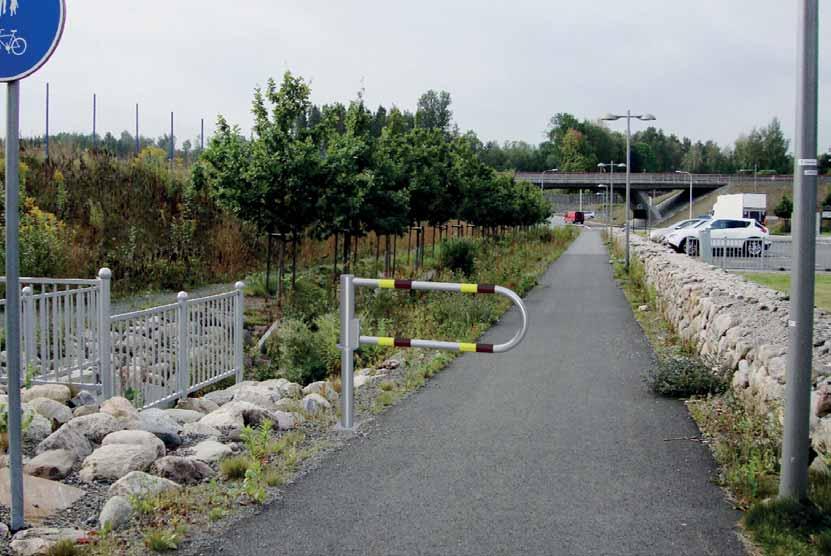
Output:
(302, 393), (331, 415)
(27, 397), (72, 426)
(72, 405), (98, 418)
(98, 495), (133, 531)
(302, 381), (339, 403)
(232, 386), (279, 411)
(137, 408), (182, 449)
(151, 456), (214, 485)
(188, 439), (232, 463)
(79, 444), (158, 482)
(21, 384), (71, 404)
(274, 398), (302, 412)
(35, 426), (93, 461)
(65, 412), (122, 443)
(279, 382), (303, 399)
(176, 396), (220, 414)
(203, 388), (235, 407)
(23, 449), (75, 481)
(182, 421), (222, 439)
(259, 378), (288, 391)
(163, 408), (204, 425)
(273, 411), (304, 430)
(68, 390), (98, 409)
(101, 429), (166, 459)
(23, 414), (52, 445)
(10, 527), (87, 556)
(108, 471), (180, 499)
(199, 401), (273, 437)
(99, 396), (139, 424)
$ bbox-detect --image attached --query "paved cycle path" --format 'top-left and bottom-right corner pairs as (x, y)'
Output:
(206, 230), (743, 556)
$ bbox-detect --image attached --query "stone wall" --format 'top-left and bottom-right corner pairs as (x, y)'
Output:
(617, 232), (831, 460)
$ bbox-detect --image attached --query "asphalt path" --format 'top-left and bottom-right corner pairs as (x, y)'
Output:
(206, 229), (743, 556)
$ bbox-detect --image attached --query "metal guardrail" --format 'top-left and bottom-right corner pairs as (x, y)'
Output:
(685, 232), (831, 272)
(338, 274), (529, 429)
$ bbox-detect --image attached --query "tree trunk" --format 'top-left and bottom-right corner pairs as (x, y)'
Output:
(332, 232), (339, 284)
(265, 232), (272, 296)
(277, 235), (285, 304)
(291, 232), (298, 288)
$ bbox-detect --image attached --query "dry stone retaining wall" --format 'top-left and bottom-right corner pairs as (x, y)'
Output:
(617, 232), (831, 461)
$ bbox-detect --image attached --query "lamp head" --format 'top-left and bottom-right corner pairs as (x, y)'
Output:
(600, 113), (621, 121)
(639, 114), (657, 121)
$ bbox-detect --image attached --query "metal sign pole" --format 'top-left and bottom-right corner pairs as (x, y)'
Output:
(339, 275), (356, 429)
(5, 79), (24, 531)
(44, 82), (49, 160)
(780, 0), (819, 501)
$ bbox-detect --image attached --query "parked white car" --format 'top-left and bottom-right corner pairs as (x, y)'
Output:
(583, 211), (596, 219)
(649, 218), (706, 243)
(665, 218), (770, 256)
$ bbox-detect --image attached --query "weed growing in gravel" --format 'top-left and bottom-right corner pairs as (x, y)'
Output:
(143, 527), (183, 552)
(240, 419), (273, 461)
(44, 540), (81, 556)
(220, 455), (252, 480)
(378, 381), (395, 392)
(208, 507), (227, 521)
(743, 498), (831, 556)
(242, 460), (267, 504)
(373, 390), (400, 413)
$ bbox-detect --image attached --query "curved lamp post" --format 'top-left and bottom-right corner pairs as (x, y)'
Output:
(601, 112), (656, 271)
(598, 162), (627, 236)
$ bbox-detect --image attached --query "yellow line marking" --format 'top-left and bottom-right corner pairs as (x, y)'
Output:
(460, 283), (477, 294)
(377, 337), (395, 347)
(459, 343), (476, 352)
(378, 279), (395, 289)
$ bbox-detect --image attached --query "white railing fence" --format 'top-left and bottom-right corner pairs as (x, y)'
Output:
(1, 268), (244, 409)
(685, 234), (831, 272)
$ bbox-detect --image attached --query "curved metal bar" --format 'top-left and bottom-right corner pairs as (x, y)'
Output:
(351, 278), (529, 355)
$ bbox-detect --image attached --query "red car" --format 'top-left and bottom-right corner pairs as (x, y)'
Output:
(565, 211), (584, 224)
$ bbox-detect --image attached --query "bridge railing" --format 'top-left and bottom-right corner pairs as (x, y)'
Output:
(516, 172), (831, 187)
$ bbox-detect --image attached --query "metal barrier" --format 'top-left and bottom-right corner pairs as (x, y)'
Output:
(686, 232), (831, 272)
(338, 274), (529, 429)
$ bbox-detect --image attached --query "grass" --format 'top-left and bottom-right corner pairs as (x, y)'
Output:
(143, 527), (183, 552)
(609, 231), (831, 555)
(45, 540), (82, 556)
(219, 455), (252, 480)
(739, 272), (831, 312)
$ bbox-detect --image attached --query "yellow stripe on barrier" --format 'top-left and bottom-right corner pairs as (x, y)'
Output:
(459, 343), (477, 352)
(378, 279), (395, 289)
(377, 337), (395, 347)
(460, 283), (477, 294)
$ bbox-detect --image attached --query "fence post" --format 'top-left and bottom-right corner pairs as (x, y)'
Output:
(339, 274), (356, 430)
(97, 268), (113, 399)
(21, 287), (34, 373)
(700, 229), (712, 264)
(234, 281), (245, 383)
(176, 291), (189, 399)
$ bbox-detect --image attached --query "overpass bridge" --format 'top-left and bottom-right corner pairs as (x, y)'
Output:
(518, 172), (831, 222)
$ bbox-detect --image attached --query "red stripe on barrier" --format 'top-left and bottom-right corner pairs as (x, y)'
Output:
(394, 338), (412, 348)
(394, 280), (412, 290)
(477, 284), (496, 294)
(476, 343), (494, 353)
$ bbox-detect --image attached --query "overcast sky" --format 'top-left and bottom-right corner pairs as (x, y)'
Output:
(4, 0), (829, 152)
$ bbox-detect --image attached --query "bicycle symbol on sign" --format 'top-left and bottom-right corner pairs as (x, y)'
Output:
(0, 28), (26, 55)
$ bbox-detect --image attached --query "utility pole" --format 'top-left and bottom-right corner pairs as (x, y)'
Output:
(201, 118), (205, 150)
(92, 93), (97, 150)
(169, 111), (174, 162)
(135, 103), (140, 155)
(779, 0), (819, 502)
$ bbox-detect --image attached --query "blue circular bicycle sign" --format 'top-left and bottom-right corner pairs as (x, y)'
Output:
(0, 0), (65, 82)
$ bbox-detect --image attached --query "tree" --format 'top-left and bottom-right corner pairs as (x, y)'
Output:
(774, 194), (793, 219)
(559, 129), (596, 172)
(415, 90), (453, 133)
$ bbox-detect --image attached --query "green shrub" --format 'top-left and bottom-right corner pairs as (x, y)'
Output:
(647, 355), (730, 398)
(438, 239), (478, 276)
(45, 540), (81, 556)
(313, 312), (341, 376)
(743, 498), (830, 554)
(269, 318), (327, 385)
(144, 527), (182, 552)
(282, 278), (329, 324)
(220, 455), (252, 480)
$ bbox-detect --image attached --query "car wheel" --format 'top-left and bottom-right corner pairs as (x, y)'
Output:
(745, 239), (763, 257)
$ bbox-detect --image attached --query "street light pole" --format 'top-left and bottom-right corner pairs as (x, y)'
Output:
(779, 0), (818, 502)
(676, 170), (694, 219)
(601, 112), (656, 271)
(598, 162), (627, 238)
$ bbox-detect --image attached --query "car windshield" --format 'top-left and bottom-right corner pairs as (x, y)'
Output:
(676, 220), (698, 229)
(692, 220), (709, 228)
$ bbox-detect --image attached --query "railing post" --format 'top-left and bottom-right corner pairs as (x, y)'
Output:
(339, 274), (357, 430)
(21, 287), (34, 374)
(700, 229), (712, 264)
(97, 268), (113, 399)
(177, 291), (189, 399)
(234, 281), (245, 383)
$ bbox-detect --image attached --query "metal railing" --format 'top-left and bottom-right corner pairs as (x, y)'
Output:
(338, 274), (529, 429)
(685, 232), (831, 272)
(1, 269), (245, 408)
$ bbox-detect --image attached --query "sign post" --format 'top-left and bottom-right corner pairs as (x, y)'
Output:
(0, 0), (66, 531)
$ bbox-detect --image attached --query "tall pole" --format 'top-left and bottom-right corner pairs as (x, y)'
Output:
(200, 118), (205, 150)
(609, 165), (615, 233)
(45, 82), (49, 160)
(579, 189), (582, 212)
(689, 174), (693, 219)
(135, 103), (140, 155)
(779, 0), (818, 502)
(754, 163), (758, 193)
(625, 111), (632, 271)
(92, 93), (97, 150)
(169, 111), (174, 161)
(6, 80), (24, 531)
